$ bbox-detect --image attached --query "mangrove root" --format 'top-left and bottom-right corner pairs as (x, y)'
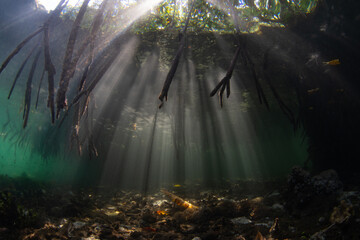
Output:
(0, 27), (43, 76)
(210, 46), (241, 107)
(43, 25), (56, 123)
(158, 0), (194, 108)
(56, 0), (109, 118)
(56, 0), (91, 118)
(35, 68), (46, 109)
(8, 42), (39, 99)
(23, 49), (41, 128)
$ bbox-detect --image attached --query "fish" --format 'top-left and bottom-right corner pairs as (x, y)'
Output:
(323, 59), (340, 65)
(161, 189), (199, 210)
(173, 184), (182, 188)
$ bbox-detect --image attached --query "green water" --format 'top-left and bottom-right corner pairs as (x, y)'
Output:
(0, 0), (312, 189)
(0, 74), (307, 188)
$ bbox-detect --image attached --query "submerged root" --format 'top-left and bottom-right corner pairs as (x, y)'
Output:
(210, 45), (241, 107)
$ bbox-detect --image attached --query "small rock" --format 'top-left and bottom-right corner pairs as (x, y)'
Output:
(230, 217), (252, 225)
(180, 224), (195, 233)
(268, 191), (281, 197)
(192, 237), (201, 240)
(254, 222), (271, 228)
(214, 200), (237, 217)
(285, 167), (342, 214)
(312, 169), (342, 194)
(272, 203), (285, 211)
(152, 199), (168, 207)
(341, 191), (360, 201)
(73, 221), (86, 229)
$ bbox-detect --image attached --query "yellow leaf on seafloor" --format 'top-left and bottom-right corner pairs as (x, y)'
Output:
(156, 210), (168, 215)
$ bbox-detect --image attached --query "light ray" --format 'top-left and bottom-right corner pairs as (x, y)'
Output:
(37, 0), (84, 10)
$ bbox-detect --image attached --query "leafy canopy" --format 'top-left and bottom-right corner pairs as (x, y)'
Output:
(60, 0), (319, 34)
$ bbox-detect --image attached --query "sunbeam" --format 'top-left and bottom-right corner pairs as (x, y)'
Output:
(37, 0), (91, 10)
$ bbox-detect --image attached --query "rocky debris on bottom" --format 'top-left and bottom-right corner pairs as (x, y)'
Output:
(0, 170), (359, 240)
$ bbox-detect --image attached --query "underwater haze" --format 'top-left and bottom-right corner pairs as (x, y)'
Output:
(0, 0), (360, 239)
(0, 0), (309, 189)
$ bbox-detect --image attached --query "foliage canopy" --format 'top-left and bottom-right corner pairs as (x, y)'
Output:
(60, 0), (319, 34)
